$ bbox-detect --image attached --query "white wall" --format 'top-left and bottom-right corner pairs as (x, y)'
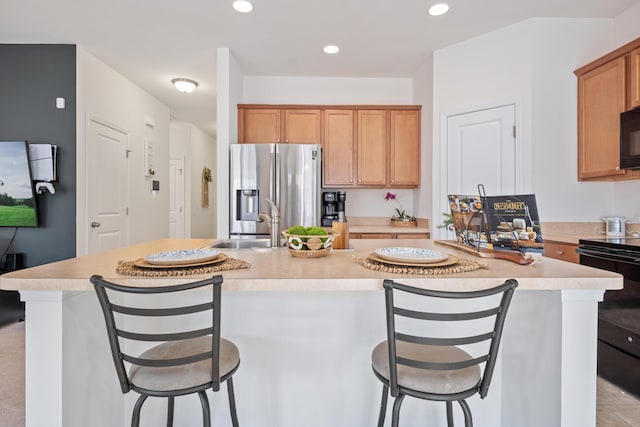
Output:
(242, 76), (417, 219)
(170, 122), (217, 238)
(412, 54), (434, 222)
(431, 17), (625, 229)
(190, 125), (217, 237)
(216, 48), (244, 239)
(76, 47), (170, 255)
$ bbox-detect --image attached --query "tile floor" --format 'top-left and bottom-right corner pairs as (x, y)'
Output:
(1, 320), (639, 426)
(597, 376), (640, 427)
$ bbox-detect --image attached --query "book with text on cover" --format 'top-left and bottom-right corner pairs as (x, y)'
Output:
(448, 194), (543, 253)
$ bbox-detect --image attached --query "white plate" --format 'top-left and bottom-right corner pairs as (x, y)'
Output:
(374, 247), (448, 264)
(144, 248), (221, 266)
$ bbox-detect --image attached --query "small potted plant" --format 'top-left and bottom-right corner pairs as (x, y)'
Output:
(385, 192), (417, 227)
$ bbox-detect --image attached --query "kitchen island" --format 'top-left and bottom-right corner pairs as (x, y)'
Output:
(0, 239), (622, 427)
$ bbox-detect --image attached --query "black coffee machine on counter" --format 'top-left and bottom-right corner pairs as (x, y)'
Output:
(322, 191), (347, 226)
(322, 191), (346, 226)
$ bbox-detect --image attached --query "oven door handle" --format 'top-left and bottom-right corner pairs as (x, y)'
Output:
(577, 247), (640, 263)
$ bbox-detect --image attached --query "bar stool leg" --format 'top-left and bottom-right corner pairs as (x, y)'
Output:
(227, 377), (240, 427)
(391, 393), (405, 427)
(377, 384), (389, 427)
(446, 401), (454, 427)
(166, 396), (175, 427)
(198, 390), (211, 427)
(131, 394), (148, 427)
(458, 399), (473, 427)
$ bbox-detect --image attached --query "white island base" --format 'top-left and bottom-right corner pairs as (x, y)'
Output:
(4, 239), (619, 427)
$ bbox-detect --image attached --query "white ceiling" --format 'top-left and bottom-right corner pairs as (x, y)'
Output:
(2, 0), (639, 137)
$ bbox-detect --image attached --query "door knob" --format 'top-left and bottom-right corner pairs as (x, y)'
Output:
(91, 221), (101, 228)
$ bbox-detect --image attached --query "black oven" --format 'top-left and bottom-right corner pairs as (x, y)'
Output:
(577, 238), (640, 396)
(620, 107), (640, 170)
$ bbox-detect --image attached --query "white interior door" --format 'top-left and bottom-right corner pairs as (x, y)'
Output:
(87, 118), (129, 254)
(169, 158), (185, 238)
(446, 104), (517, 196)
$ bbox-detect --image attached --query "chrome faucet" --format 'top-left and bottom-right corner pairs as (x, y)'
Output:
(257, 198), (281, 248)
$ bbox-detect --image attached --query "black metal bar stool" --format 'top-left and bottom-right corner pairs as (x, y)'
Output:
(91, 274), (240, 427)
(372, 278), (518, 427)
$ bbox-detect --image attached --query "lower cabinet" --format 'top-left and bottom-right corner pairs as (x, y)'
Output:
(543, 241), (579, 264)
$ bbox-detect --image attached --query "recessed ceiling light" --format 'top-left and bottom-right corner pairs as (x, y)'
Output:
(324, 45), (340, 54)
(171, 78), (199, 93)
(233, 0), (253, 13)
(428, 3), (449, 16)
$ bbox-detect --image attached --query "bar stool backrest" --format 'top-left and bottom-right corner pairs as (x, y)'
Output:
(90, 274), (224, 394)
(383, 278), (518, 399)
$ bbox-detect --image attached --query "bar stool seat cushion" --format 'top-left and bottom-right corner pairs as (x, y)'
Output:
(371, 340), (481, 395)
(130, 336), (240, 392)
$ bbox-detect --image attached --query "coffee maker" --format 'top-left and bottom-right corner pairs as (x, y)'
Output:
(322, 192), (337, 227)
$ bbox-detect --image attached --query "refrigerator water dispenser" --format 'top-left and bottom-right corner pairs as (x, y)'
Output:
(237, 189), (259, 221)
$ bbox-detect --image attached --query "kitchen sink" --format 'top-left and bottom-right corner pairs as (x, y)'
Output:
(207, 239), (273, 249)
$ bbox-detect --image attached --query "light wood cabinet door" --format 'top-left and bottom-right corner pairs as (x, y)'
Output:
(629, 48), (640, 110)
(578, 57), (627, 179)
(241, 109), (281, 144)
(323, 110), (355, 187)
(284, 109), (322, 144)
(389, 110), (420, 187)
(543, 241), (579, 264)
(358, 233), (396, 239)
(398, 233), (430, 239)
(357, 110), (387, 186)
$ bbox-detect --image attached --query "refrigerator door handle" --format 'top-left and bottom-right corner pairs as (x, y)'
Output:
(273, 145), (280, 212)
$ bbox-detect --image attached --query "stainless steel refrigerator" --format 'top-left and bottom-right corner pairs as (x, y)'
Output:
(230, 144), (322, 238)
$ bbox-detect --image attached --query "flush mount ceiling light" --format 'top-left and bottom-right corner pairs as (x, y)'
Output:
(233, 0), (253, 13)
(428, 3), (450, 16)
(323, 45), (340, 54)
(171, 78), (199, 93)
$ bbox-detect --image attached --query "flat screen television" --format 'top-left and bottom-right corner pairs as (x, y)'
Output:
(0, 141), (39, 227)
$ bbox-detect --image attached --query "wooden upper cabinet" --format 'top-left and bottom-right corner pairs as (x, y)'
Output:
(629, 47), (640, 110)
(575, 36), (640, 181)
(240, 109), (281, 143)
(577, 57), (627, 179)
(238, 107), (321, 144)
(284, 109), (322, 144)
(389, 110), (420, 187)
(323, 110), (355, 187)
(357, 110), (387, 186)
(239, 104), (422, 188)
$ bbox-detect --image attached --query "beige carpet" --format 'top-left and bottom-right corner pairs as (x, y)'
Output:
(0, 321), (25, 427)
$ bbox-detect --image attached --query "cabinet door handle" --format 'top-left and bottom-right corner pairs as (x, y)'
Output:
(91, 221), (101, 228)
(556, 250), (564, 255)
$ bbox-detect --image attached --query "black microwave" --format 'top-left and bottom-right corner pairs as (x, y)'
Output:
(620, 107), (640, 169)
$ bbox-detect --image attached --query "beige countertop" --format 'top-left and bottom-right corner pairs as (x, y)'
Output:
(0, 239), (621, 292)
(541, 221), (640, 245)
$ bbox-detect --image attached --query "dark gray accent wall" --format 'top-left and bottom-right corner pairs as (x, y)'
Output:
(0, 45), (76, 267)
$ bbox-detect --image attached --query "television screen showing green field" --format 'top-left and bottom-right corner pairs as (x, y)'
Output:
(0, 141), (38, 227)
